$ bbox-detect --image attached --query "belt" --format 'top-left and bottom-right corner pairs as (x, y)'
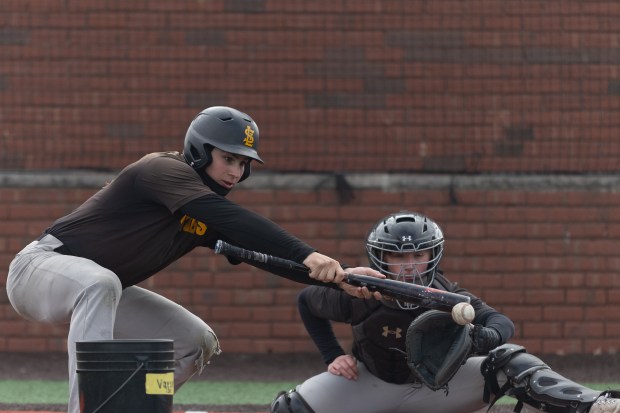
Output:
(35, 232), (73, 255)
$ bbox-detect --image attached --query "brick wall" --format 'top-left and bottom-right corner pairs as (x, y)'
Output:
(1, 0), (620, 355)
(2, 1), (620, 173)
(1, 173), (619, 355)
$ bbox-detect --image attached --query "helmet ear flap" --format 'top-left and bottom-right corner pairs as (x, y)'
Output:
(203, 144), (213, 167)
(184, 143), (214, 170)
(239, 160), (251, 182)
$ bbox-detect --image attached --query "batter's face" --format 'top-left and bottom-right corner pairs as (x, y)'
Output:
(384, 250), (431, 282)
(205, 148), (250, 190)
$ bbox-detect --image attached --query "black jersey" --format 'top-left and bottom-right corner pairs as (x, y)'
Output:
(44, 152), (318, 287)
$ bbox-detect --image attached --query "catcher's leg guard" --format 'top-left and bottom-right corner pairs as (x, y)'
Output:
(481, 344), (601, 413)
(270, 389), (315, 413)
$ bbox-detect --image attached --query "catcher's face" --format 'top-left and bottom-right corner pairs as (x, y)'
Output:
(205, 148), (250, 190)
(383, 250), (431, 283)
(380, 249), (434, 310)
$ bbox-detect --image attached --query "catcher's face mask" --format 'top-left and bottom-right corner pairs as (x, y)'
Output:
(365, 211), (445, 310)
(374, 248), (442, 310)
(384, 250), (433, 281)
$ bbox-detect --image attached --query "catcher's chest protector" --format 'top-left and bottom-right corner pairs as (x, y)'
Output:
(351, 306), (418, 384)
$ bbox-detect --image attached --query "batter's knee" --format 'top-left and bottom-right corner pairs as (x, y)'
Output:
(173, 325), (222, 388)
(194, 327), (221, 374)
(82, 270), (122, 303)
(271, 389), (315, 413)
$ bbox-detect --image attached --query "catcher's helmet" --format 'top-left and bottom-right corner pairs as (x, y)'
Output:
(366, 211), (445, 309)
(183, 106), (263, 182)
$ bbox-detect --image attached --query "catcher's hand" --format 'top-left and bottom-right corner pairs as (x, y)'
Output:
(338, 267), (384, 300)
(471, 325), (501, 354)
(327, 354), (358, 380)
(406, 310), (473, 390)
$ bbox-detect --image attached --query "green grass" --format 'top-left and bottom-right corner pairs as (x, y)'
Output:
(0, 380), (299, 405)
(0, 381), (68, 404)
(0, 380), (616, 406)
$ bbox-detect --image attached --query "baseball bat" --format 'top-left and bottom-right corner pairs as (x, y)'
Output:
(214, 240), (471, 313)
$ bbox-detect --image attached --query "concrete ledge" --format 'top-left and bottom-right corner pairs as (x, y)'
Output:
(2, 170), (620, 191)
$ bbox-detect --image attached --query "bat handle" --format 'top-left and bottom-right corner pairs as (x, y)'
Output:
(215, 240), (309, 272)
(344, 273), (379, 291)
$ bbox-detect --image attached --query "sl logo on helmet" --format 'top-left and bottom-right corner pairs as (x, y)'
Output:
(243, 126), (255, 147)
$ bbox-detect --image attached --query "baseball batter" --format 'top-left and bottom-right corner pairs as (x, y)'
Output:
(271, 211), (620, 413)
(5, 106), (381, 413)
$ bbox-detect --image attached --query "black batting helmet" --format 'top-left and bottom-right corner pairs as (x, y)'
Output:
(183, 106), (263, 182)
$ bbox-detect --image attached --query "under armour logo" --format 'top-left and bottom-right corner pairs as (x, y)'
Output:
(382, 326), (402, 338)
(401, 235), (412, 241)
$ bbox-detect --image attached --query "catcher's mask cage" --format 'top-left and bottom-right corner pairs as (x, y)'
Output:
(366, 211), (445, 310)
(183, 106), (263, 182)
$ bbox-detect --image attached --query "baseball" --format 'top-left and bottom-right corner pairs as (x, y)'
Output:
(451, 302), (475, 325)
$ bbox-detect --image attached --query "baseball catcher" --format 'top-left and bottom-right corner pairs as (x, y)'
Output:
(270, 211), (620, 413)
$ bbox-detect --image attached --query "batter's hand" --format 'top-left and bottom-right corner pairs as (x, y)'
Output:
(339, 266), (384, 300)
(328, 355), (358, 380)
(303, 252), (345, 283)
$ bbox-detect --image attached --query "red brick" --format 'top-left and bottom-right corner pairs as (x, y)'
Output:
(7, 338), (48, 352)
(1, 0), (620, 356)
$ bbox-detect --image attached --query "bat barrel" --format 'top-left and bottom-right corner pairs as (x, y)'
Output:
(345, 273), (469, 312)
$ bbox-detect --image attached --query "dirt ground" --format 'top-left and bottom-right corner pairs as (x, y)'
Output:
(0, 351), (617, 412)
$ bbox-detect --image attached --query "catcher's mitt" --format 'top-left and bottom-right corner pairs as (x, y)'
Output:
(406, 310), (473, 390)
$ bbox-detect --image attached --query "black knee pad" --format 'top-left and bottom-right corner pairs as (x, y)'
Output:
(271, 389), (315, 413)
(481, 343), (530, 403)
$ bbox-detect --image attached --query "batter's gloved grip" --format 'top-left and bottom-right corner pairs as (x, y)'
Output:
(406, 310), (472, 391)
(471, 325), (501, 355)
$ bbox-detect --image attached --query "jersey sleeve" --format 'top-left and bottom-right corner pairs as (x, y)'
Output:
(435, 272), (515, 344)
(181, 194), (315, 264)
(297, 286), (353, 364)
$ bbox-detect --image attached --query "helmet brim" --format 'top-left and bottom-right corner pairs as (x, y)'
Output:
(211, 142), (264, 164)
